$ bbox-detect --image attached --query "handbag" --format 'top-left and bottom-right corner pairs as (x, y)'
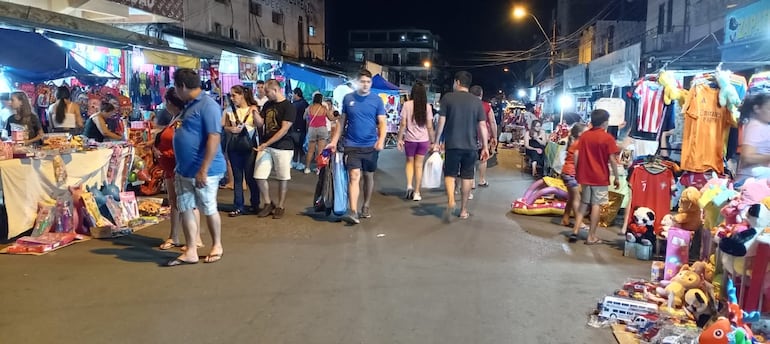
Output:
(225, 111), (253, 153)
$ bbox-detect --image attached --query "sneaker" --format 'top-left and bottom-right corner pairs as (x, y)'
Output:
(304, 168), (311, 174)
(341, 210), (360, 225)
(272, 207), (285, 219)
(257, 203), (275, 218)
(468, 193), (474, 200)
(413, 192), (422, 201)
(360, 206), (372, 219)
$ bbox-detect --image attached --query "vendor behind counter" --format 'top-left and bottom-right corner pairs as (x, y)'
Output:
(83, 102), (123, 142)
(5, 91), (43, 145)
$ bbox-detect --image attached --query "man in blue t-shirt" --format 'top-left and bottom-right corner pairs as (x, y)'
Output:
(168, 68), (227, 266)
(327, 69), (387, 225)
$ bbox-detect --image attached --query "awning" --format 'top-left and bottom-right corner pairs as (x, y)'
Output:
(283, 62), (345, 91)
(372, 74), (400, 91)
(0, 28), (108, 82)
(142, 50), (200, 69)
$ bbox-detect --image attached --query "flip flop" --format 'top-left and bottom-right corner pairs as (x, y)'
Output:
(204, 253), (223, 264)
(568, 233), (579, 243)
(478, 182), (489, 187)
(458, 212), (470, 219)
(584, 239), (608, 245)
(159, 240), (182, 250)
(164, 258), (198, 267)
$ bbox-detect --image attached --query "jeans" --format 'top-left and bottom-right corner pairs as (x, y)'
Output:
(228, 150), (260, 211)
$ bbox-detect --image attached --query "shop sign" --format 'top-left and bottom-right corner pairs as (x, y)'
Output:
(107, 0), (183, 21)
(563, 64), (587, 89)
(724, 0), (770, 45)
(588, 43), (640, 86)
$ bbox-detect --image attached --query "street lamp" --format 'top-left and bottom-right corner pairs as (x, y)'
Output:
(423, 60), (432, 92)
(559, 94), (573, 124)
(517, 89), (527, 99)
(512, 6), (556, 78)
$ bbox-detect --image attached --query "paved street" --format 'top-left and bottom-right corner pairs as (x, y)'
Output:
(0, 149), (648, 344)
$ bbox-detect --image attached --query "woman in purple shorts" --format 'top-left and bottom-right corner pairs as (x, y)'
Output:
(397, 81), (434, 201)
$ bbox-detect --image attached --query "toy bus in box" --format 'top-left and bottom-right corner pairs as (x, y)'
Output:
(598, 295), (658, 322)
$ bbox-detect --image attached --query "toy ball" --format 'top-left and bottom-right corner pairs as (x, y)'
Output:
(133, 159), (145, 170)
(137, 169), (151, 182)
(128, 172), (137, 182)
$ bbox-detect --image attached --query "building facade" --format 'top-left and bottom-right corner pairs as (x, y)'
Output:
(578, 20), (646, 64)
(1, 0), (326, 60)
(348, 29), (439, 87)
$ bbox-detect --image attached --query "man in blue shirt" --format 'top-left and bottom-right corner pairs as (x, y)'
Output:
(327, 69), (387, 224)
(167, 68), (227, 266)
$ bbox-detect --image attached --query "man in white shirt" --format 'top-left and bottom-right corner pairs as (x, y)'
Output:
(255, 80), (268, 110)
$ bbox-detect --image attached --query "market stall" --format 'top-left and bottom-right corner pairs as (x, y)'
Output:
(370, 74), (402, 147)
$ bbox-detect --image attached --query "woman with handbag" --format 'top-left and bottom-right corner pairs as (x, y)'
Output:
(154, 87), (202, 250)
(224, 85), (261, 217)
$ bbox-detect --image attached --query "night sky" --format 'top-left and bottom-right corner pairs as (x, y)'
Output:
(326, 0), (559, 95)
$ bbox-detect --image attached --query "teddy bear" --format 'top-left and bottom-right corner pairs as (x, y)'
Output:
(658, 70), (688, 105)
(661, 187), (702, 235)
(715, 69), (742, 122)
(690, 260), (715, 282)
(656, 264), (703, 308)
(626, 207), (657, 252)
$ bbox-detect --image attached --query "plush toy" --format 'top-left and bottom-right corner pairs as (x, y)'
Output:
(684, 287), (713, 328)
(715, 69), (742, 121)
(661, 187), (702, 234)
(658, 70), (687, 105)
(720, 198), (770, 276)
(699, 279), (760, 344)
(656, 264), (702, 308)
(721, 178), (770, 225)
(627, 207), (657, 250)
(100, 181), (120, 202)
(691, 260), (715, 282)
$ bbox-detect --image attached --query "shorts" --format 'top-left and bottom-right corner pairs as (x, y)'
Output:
(345, 147), (379, 172)
(307, 126), (329, 142)
(444, 149), (477, 180)
(175, 174), (223, 216)
(404, 141), (430, 157)
(562, 174), (579, 188)
(254, 147), (294, 180)
(581, 185), (609, 205)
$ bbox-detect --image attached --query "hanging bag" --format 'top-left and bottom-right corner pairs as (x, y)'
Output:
(332, 152), (348, 216)
(422, 152), (444, 189)
(225, 109), (253, 153)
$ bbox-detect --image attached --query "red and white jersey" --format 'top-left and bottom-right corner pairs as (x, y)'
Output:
(634, 81), (665, 134)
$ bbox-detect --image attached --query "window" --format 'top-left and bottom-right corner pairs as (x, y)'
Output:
(213, 22), (222, 35)
(388, 33), (403, 42)
(407, 52), (419, 65)
(374, 53), (383, 63)
(308, 26), (315, 37)
(657, 4), (665, 35)
(392, 53), (400, 65)
(272, 11), (284, 25)
(354, 51), (365, 62)
(666, 0), (674, 33)
(607, 25), (615, 53)
(351, 32), (368, 42)
(370, 32), (387, 42)
(249, 0), (262, 16)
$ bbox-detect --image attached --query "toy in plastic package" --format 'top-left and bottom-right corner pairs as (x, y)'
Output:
(120, 192), (139, 220)
(31, 202), (56, 237)
(105, 198), (127, 228)
(80, 192), (113, 228)
(52, 155), (67, 185)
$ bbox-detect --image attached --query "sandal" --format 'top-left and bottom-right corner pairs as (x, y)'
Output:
(228, 209), (242, 217)
(458, 212), (470, 219)
(478, 181), (489, 187)
(164, 258), (198, 267)
(159, 239), (182, 250)
(204, 253), (223, 264)
(584, 239), (608, 245)
(568, 233), (579, 243)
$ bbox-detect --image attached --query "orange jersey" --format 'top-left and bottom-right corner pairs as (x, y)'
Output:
(680, 84), (736, 174)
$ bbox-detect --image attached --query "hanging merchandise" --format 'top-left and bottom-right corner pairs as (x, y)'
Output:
(680, 74), (738, 174)
(594, 98), (626, 127)
(631, 75), (666, 141)
(627, 157), (676, 234)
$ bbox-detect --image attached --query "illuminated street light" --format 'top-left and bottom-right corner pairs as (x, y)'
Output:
(512, 5), (556, 78)
(503, 67), (510, 72)
(423, 61), (431, 68)
(559, 94), (574, 124)
(517, 89), (527, 98)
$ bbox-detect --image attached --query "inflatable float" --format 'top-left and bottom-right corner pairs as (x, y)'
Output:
(512, 177), (569, 216)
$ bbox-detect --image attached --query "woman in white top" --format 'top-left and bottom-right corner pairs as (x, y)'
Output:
(48, 86), (84, 134)
(224, 85), (261, 217)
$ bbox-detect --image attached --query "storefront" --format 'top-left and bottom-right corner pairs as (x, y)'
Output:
(562, 63), (590, 121)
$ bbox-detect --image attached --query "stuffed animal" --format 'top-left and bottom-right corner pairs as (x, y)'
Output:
(658, 70), (687, 105)
(690, 260), (715, 282)
(715, 69), (742, 121)
(720, 178), (770, 225)
(699, 279), (760, 344)
(719, 198), (770, 276)
(661, 187), (702, 234)
(627, 207), (657, 251)
(656, 264), (703, 308)
(684, 287), (713, 328)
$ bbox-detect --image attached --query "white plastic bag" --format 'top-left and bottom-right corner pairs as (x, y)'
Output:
(422, 152), (443, 189)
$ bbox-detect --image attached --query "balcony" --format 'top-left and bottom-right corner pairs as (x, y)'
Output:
(643, 26), (687, 53)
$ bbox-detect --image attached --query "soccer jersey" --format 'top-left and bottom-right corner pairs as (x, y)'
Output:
(629, 166), (674, 233)
(681, 84), (736, 174)
(632, 81), (665, 140)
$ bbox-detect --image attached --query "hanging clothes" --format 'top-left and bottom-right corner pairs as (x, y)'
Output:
(628, 163), (675, 233)
(630, 79), (666, 141)
(680, 83), (736, 174)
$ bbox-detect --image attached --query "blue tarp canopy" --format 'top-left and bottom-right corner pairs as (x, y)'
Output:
(0, 28), (106, 82)
(282, 62), (345, 91)
(372, 74), (400, 91)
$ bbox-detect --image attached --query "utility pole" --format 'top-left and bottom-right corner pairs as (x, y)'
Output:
(550, 12), (557, 78)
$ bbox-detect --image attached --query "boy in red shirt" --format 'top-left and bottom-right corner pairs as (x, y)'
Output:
(572, 109), (621, 245)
